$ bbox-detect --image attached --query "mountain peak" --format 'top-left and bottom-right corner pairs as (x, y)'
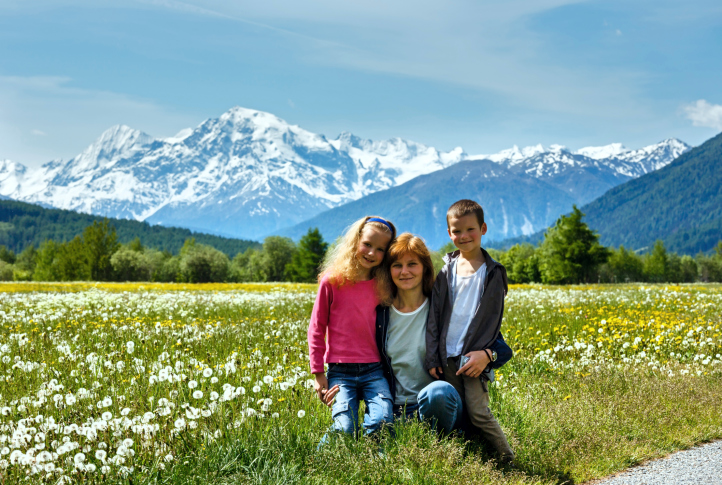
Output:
(92, 124), (154, 153)
(218, 106), (289, 130)
(575, 142), (627, 160)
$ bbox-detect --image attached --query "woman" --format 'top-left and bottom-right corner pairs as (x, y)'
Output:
(376, 233), (512, 433)
(318, 233), (512, 434)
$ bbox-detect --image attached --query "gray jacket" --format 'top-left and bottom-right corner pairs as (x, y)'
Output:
(424, 247), (509, 370)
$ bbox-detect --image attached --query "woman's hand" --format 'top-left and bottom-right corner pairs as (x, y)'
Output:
(429, 367), (444, 379)
(314, 372), (339, 407)
(456, 350), (491, 378)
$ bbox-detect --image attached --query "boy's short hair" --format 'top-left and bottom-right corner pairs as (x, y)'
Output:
(446, 199), (485, 228)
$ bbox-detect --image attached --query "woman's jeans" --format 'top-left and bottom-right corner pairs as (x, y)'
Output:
(325, 363), (394, 438)
(393, 380), (463, 434)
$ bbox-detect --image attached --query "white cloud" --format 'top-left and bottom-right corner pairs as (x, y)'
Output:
(31, 129), (46, 136)
(683, 100), (722, 131)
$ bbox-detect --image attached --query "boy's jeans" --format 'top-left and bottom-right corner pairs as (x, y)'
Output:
(393, 380), (463, 434)
(325, 362), (393, 437)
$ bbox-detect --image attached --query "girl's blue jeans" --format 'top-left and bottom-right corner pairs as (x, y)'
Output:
(324, 362), (394, 438)
(393, 380), (463, 434)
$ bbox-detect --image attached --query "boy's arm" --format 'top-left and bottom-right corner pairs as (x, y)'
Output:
(424, 275), (444, 371)
(488, 333), (513, 369)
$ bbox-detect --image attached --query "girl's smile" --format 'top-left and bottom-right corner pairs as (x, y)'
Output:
(356, 227), (392, 274)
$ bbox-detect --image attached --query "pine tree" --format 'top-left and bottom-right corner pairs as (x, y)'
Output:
(286, 228), (328, 282)
(540, 206), (609, 284)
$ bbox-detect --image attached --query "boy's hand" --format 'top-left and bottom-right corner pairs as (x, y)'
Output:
(456, 350), (491, 378)
(429, 367), (444, 379)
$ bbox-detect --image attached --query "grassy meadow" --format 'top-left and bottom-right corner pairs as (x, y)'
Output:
(0, 282), (721, 484)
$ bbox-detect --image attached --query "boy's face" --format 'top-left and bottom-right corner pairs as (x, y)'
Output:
(447, 214), (487, 252)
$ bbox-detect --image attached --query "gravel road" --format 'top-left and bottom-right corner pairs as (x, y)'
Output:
(594, 440), (722, 485)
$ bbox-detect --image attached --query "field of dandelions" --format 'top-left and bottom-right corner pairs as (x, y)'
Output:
(1, 282), (721, 485)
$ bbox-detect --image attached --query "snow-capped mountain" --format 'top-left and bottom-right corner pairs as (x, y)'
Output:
(472, 139), (690, 203)
(0, 106), (690, 240)
(283, 140), (691, 245)
(0, 107), (465, 239)
(0, 159), (27, 195)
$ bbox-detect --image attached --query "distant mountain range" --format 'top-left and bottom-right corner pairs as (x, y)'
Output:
(282, 140), (690, 247)
(0, 106), (689, 243)
(581, 131), (722, 254)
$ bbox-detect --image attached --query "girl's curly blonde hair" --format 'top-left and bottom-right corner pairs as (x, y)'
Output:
(319, 216), (396, 305)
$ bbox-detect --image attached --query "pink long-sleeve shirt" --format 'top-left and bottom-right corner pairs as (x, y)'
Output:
(307, 276), (381, 374)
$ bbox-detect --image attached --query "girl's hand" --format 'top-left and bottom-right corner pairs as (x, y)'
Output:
(456, 350), (491, 378)
(314, 373), (339, 407)
(429, 367), (444, 379)
(320, 385), (339, 407)
(313, 373), (329, 400)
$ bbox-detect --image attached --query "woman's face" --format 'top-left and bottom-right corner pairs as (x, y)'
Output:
(356, 226), (392, 271)
(390, 252), (424, 292)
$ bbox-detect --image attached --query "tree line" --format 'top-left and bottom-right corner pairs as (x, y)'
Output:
(0, 209), (720, 284)
(484, 206), (722, 284)
(0, 220), (328, 283)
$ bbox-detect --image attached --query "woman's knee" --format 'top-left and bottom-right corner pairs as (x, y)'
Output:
(418, 380), (459, 407)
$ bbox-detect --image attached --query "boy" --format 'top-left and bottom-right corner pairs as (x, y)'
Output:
(425, 199), (514, 464)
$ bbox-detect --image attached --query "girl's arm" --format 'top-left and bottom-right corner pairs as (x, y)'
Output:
(308, 279), (332, 375)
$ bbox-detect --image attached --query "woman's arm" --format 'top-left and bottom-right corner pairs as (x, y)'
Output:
(424, 280), (444, 375)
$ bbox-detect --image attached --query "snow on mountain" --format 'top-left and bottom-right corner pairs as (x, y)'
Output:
(575, 143), (627, 160)
(0, 107), (464, 239)
(0, 106), (690, 240)
(330, 132), (465, 190)
(470, 138), (690, 204)
(0, 159), (27, 195)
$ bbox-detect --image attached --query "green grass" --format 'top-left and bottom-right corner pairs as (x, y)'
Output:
(0, 284), (720, 484)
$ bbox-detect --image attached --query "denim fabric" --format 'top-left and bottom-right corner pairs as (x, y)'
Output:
(393, 380), (463, 435)
(326, 362), (393, 437)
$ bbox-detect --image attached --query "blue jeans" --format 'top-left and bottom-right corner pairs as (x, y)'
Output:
(325, 363), (394, 438)
(393, 380), (463, 434)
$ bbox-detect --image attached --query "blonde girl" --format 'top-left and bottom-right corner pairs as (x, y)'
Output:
(307, 216), (396, 438)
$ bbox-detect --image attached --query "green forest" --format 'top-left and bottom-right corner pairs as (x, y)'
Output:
(0, 199), (258, 256)
(0, 220), (328, 283)
(1, 206), (721, 284)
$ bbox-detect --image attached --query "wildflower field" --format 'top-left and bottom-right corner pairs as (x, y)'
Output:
(1, 282), (721, 485)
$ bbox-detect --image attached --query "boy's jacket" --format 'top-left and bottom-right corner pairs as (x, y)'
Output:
(375, 302), (513, 403)
(424, 247), (509, 371)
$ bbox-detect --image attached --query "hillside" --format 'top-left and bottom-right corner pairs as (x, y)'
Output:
(280, 159), (577, 249)
(581, 131), (722, 254)
(0, 199), (259, 256)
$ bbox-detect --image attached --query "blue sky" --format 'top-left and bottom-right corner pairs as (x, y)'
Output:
(1, 0), (721, 167)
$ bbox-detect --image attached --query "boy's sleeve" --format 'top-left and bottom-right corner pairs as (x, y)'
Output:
(307, 279), (332, 374)
(488, 333), (513, 369)
(424, 275), (444, 370)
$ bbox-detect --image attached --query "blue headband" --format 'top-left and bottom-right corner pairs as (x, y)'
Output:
(367, 217), (394, 233)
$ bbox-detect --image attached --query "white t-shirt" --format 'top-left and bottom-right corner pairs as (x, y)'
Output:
(445, 260), (486, 358)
